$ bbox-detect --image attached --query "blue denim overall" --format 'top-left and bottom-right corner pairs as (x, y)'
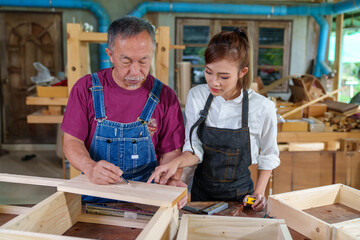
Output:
(189, 90), (254, 201)
(82, 73), (162, 203)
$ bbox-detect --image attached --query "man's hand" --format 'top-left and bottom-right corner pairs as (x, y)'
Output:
(243, 193), (266, 211)
(147, 159), (180, 184)
(84, 160), (123, 185)
(166, 178), (188, 209)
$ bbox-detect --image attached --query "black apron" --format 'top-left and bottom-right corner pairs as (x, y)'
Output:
(190, 90), (254, 201)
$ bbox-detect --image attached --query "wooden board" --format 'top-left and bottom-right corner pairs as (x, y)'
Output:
(57, 175), (187, 207)
(0, 229), (93, 240)
(176, 214), (292, 240)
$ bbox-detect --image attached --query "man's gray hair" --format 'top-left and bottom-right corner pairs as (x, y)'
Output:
(107, 16), (156, 52)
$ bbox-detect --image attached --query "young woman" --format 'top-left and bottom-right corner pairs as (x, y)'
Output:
(148, 28), (279, 211)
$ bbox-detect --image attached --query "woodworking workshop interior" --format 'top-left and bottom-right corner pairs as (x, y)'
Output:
(0, 0), (360, 239)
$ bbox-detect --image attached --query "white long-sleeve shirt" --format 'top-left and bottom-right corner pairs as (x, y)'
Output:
(182, 84), (280, 170)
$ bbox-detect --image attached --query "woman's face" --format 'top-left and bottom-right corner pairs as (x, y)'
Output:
(205, 58), (248, 100)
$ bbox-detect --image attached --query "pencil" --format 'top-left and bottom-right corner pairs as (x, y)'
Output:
(120, 175), (130, 185)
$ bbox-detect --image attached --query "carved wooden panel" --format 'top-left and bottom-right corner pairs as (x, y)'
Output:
(0, 12), (62, 143)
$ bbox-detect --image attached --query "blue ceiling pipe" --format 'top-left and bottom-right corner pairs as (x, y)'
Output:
(130, 1), (360, 77)
(0, 0), (111, 69)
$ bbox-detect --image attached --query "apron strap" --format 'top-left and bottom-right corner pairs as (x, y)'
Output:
(242, 89), (249, 128)
(90, 73), (107, 122)
(189, 93), (214, 154)
(137, 78), (163, 124)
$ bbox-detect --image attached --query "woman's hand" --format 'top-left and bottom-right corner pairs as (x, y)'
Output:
(147, 158), (181, 184)
(243, 193), (266, 211)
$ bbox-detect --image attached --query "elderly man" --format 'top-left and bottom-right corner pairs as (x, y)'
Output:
(61, 16), (186, 208)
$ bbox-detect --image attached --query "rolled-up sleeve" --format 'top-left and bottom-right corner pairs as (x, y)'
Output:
(257, 102), (280, 170)
(182, 88), (204, 163)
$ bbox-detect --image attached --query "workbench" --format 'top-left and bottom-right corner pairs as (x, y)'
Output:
(0, 201), (307, 239)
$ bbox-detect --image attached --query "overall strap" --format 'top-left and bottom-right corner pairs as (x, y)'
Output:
(189, 94), (214, 154)
(89, 73), (107, 122)
(137, 78), (163, 124)
(242, 89), (249, 128)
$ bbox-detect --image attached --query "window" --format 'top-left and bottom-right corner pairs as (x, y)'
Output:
(176, 18), (292, 92)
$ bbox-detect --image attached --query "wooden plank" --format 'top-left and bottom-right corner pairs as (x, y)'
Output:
(333, 14), (343, 99)
(58, 175), (187, 207)
(288, 143), (324, 151)
(26, 96), (68, 106)
(332, 218), (360, 240)
(136, 206), (175, 240)
(0, 229), (93, 240)
(67, 23), (82, 95)
(268, 197), (332, 240)
(0, 173), (66, 187)
(78, 213), (148, 229)
(277, 132), (360, 143)
(176, 214), (188, 240)
(79, 32), (107, 43)
(27, 110), (63, 124)
(339, 185), (360, 212)
(335, 152), (360, 189)
(0, 205), (30, 215)
(178, 215), (291, 240)
(155, 26), (170, 86)
(1, 192), (81, 235)
(273, 152), (292, 194)
(303, 203), (360, 224)
(269, 184), (341, 210)
(292, 152), (333, 191)
(277, 219), (292, 240)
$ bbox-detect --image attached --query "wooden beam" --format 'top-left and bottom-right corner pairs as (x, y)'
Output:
(67, 23), (82, 95)
(0, 205), (30, 215)
(26, 97), (68, 106)
(0, 229), (93, 240)
(0, 173), (66, 187)
(58, 175), (187, 207)
(27, 110), (63, 124)
(78, 213), (148, 229)
(333, 14), (343, 99)
(155, 26), (170, 86)
(269, 184), (341, 210)
(277, 132), (360, 143)
(1, 192), (81, 235)
(136, 206), (176, 240)
(79, 32), (107, 43)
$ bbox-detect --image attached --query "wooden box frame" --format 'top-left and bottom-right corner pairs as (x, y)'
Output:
(176, 214), (292, 240)
(268, 184), (360, 240)
(0, 173), (186, 240)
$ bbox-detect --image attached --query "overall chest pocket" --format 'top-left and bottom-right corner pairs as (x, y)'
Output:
(93, 136), (120, 166)
(202, 144), (242, 182)
(123, 137), (152, 174)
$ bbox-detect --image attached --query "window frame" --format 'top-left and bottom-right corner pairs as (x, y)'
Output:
(175, 17), (292, 93)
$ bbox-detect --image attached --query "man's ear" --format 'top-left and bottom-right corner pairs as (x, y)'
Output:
(239, 67), (249, 78)
(105, 48), (113, 64)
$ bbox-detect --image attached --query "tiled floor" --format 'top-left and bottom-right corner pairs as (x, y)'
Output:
(0, 149), (64, 205)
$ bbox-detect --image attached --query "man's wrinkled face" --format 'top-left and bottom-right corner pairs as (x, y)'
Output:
(106, 31), (154, 90)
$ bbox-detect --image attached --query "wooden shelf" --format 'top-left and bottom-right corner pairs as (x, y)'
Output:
(26, 96), (68, 106)
(277, 132), (360, 143)
(27, 110), (63, 124)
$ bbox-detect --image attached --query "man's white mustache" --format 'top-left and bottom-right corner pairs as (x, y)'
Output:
(125, 76), (145, 81)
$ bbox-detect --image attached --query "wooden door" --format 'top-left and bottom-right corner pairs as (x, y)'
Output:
(0, 11), (63, 143)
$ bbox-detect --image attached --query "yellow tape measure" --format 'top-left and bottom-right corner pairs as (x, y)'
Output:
(244, 197), (256, 205)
